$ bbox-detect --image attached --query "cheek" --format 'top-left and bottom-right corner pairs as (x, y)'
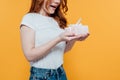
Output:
(45, 2), (51, 10)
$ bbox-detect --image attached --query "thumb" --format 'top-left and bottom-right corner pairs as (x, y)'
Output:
(67, 36), (77, 41)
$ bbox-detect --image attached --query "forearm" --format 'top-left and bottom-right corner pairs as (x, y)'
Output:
(64, 40), (76, 53)
(27, 37), (61, 62)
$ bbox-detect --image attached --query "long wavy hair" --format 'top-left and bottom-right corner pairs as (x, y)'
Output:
(28, 0), (68, 29)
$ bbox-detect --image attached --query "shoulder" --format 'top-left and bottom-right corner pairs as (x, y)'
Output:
(20, 13), (37, 30)
(21, 13), (39, 24)
(22, 13), (45, 21)
(22, 13), (34, 20)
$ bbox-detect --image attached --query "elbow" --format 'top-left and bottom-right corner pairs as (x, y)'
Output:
(25, 54), (35, 62)
(25, 51), (42, 62)
(22, 48), (43, 62)
(24, 50), (36, 62)
(26, 56), (34, 62)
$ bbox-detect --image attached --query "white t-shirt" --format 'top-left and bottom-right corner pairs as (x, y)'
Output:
(20, 13), (66, 69)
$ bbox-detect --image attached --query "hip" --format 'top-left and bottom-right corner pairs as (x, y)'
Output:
(29, 65), (67, 80)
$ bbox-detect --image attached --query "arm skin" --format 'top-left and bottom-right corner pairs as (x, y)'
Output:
(64, 33), (90, 53)
(20, 25), (77, 62)
(64, 40), (76, 53)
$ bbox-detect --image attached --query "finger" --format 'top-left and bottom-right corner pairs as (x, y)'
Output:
(78, 35), (87, 41)
(76, 34), (83, 38)
(86, 32), (90, 35)
(79, 37), (85, 41)
(80, 35), (89, 41)
(66, 37), (76, 41)
(67, 32), (76, 37)
(82, 33), (90, 37)
(85, 33), (90, 37)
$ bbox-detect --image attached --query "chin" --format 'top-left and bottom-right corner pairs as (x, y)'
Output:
(49, 11), (55, 15)
(48, 9), (56, 15)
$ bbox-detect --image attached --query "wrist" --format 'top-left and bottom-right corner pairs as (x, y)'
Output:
(56, 36), (62, 43)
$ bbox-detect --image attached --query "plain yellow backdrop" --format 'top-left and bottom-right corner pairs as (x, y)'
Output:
(0, 0), (120, 80)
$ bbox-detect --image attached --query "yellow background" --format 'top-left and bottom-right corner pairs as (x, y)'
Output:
(0, 0), (120, 80)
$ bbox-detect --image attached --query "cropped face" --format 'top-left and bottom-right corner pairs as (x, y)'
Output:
(40, 0), (61, 15)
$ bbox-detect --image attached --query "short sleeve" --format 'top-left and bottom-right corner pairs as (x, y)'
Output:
(20, 13), (36, 31)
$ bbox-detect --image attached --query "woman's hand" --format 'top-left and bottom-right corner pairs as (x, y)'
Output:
(58, 30), (90, 42)
(58, 31), (77, 42)
(75, 33), (90, 41)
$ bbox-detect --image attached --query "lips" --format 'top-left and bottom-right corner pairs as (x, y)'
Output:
(50, 5), (57, 9)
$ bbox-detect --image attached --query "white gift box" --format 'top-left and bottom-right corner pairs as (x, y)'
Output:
(65, 23), (89, 35)
(65, 18), (89, 35)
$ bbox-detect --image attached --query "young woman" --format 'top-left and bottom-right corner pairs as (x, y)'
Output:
(20, 0), (89, 80)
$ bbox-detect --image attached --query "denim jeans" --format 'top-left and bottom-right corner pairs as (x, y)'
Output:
(29, 65), (67, 80)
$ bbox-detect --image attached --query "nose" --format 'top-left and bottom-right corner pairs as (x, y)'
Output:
(54, 0), (61, 4)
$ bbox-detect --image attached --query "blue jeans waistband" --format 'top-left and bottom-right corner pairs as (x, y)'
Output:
(30, 65), (67, 80)
(30, 65), (64, 75)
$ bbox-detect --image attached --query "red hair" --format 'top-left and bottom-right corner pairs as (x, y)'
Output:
(28, 0), (68, 29)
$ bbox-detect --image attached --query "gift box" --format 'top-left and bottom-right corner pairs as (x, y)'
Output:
(65, 18), (89, 35)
